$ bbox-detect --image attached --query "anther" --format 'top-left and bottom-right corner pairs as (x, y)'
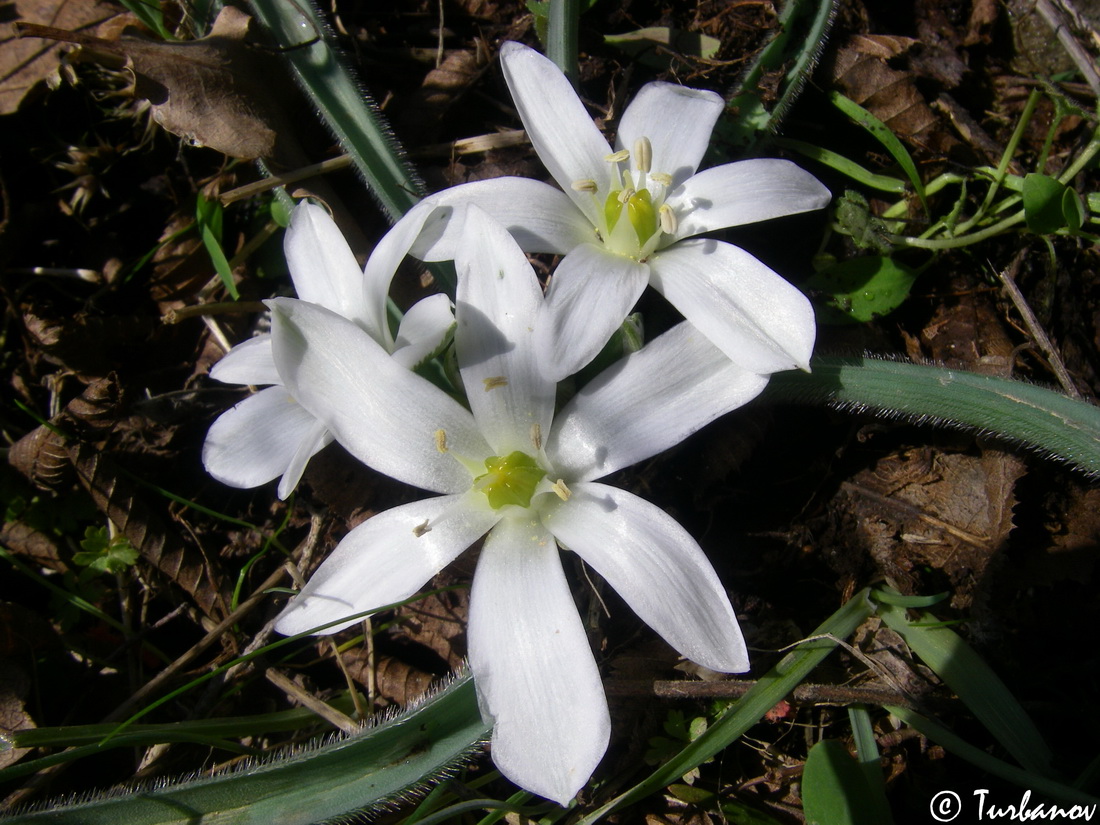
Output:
(659, 204), (678, 234)
(634, 137), (652, 173)
(617, 187), (636, 205)
(551, 479), (572, 501)
(604, 149), (630, 163)
(650, 172), (673, 187)
(571, 179), (598, 193)
(530, 422), (542, 451)
(434, 429), (448, 453)
(413, 520), (432, 537)
(483, 376), (508, 391)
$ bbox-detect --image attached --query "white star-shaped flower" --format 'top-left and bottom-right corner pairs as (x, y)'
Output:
(412, 41), (831, 380)
(203, 202), (454, 498)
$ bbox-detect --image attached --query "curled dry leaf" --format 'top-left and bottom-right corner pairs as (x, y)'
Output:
(829, 34), (944, 152)
(0, 0), (124, 114)
(17, 6), (286, 159)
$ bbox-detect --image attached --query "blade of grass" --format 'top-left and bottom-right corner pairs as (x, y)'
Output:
(848, 705), (893, 823)
(875, 596), (1055, 778)
(774, 137), (908, 194)
(829, 91), (927, 213)
(887, 706), (1100, 808)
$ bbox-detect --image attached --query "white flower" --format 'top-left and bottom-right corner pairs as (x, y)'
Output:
(202, 202), (455, 499)
(271, 205), (769, 804)
(412, 41), (831, 381)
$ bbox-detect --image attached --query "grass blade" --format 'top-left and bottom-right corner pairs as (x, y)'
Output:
(829, 91), (927, 212)
(876, 597), (1055, 777)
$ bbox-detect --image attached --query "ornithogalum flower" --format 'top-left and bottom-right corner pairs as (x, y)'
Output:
(412, 41), (831, 380)
(203, 202), (454, 499)
(272, 206), (768, 804)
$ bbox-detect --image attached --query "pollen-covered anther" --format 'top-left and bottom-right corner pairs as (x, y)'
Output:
(434, 429), (448, 453)
(659, 203), (678, 234)
(650, 172), (673, 187)
(604, 149), (630, 163)
(530, 422), (542, 451)
(617, 188), (637, 205)
(634, 137), (652, 173)
(571, 179), (598, 193)
(483, 376), (508, 391)
(412, 520), (432, 537)
(551, 479), (572, 501)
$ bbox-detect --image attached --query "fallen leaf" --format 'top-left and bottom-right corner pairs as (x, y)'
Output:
(0, 658), (35, 769)
(0, 0), (124, 114)
(17, 6), (287, 159)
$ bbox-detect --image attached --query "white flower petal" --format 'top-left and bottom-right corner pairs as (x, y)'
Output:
(667, 158), (832, 240)
(274, 494), (499, 636)
(649, 240), (816, 373)
(543, 482), (749, 673)
(410, 178), (594, 259)
(202, 386), (323, 490)
(285, 203), (368, 326)
(455, 206), (555, 455)
(548, 322), (769, 480)
(616, 81), (724, 188)
(536, 244), (650, 382)
(270, 298), (491, 493)
(276, 418), (333, 500)
(391, 293), (455, 370)
(499, 42), (611, 224)
(469, 514), (610, 805)
(209, 335), (280, 386)
(362, 200), (453, 348)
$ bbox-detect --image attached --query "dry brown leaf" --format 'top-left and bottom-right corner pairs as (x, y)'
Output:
(830, 35), (944, 152)
(17, 6), (286, 159)
(842, 443), (1024, 609)
(0, 0), (124, 114)
(397, 48), (486, 143)
(0, 658), (35, 769)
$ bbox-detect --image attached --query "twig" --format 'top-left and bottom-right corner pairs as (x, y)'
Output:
(994, 247), (1083, 398)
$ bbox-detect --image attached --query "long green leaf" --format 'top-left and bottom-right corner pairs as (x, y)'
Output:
(764, 356), (1100, 477)
(829, 91), (927, 212)
(876, 598), (1055, 777)
(802, 739), (883, 825)
(1, 675), (488, 825)
(888, 707), (1100, 808)
(245, 0), (423, 223)
(577, 589), (876, 823)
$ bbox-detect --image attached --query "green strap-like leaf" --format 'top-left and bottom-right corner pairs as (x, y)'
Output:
(1, 676), (489, 825)
(246, 0), (424, 223)
(764, 356), (1100, 477)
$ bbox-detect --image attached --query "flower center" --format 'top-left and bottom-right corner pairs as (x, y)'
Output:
(575, 136), (678, 261)
(473, 451), (547, 509)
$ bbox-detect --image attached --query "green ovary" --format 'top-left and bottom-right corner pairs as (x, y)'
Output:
(604, 188), (658, 247)
(473, 451), (546, 509)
